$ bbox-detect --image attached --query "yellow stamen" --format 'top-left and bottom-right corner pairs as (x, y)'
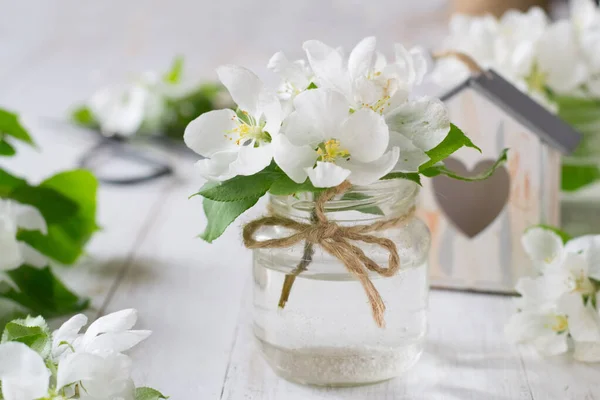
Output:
(550, 315), (568, 333)
(317, 139), (350, 162)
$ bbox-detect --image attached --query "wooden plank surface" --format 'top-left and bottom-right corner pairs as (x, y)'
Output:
(3, 1), (600, 399)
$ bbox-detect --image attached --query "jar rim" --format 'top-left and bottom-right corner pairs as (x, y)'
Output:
(269, 178), (419, 218)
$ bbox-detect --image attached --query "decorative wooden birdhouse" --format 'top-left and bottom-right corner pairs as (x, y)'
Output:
(421, 69), (581, 293)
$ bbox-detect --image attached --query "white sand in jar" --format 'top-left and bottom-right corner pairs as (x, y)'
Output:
(257, 340), (424, 387)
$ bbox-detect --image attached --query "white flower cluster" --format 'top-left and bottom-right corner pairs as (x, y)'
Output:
(433, 0), (600, 108)
(506, 228), (600, 361)
(184, 37), (452, 188)
(0, 309), (158, 400)
(0, 199), (47, 272)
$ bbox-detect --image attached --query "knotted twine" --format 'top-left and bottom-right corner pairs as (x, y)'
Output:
(242, 181), (415, 328)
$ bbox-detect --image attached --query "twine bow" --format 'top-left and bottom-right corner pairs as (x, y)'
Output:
(243, 181), (415, 328)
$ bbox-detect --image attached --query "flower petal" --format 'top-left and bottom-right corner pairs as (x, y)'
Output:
(303, 40), (351, 95)
(293, 88), (349, 138)
(281, 110), (323, 146)
(216, 65), (264, 117)
(86, 330), (151, 353)
(566, 235), (600, 280)
(184, 109), (238, 157)
(515, 275), (568, 308)
(521, 227), (565, 267)
(83, 309), (138, 347)
(273, 134), (318, 183)
(348, 37), (376, 80)
(14, 204), (46, 234)
(339, 108), (389, 163)
(306, 162), (351, 188)
(558, 293), (600, 342)
(230, 143), (273, 177)
(258, 89), (282, 136)
(53, 314), (88, 358)
(340, 147), (400, 186)
(385, 97), (450, 151)
(389, 132), (430, 172)
(0, 342), (50, 400)
(267, 52), (311, 91)
(195, 151), (238, 181)
(18, 243), (47, 268)
(57, 352), (132, 391)
(0, 228), (22, 271)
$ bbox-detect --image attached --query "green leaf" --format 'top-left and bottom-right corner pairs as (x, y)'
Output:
(0, 139), (16, 156)
(561, 164), (600, 192)
(18, 170), (99, 264)
(268, 175), (323, 196)
(306, 82), (318, 90)
(0, 167), (27, 196)
(195, 166), (280, 202)
(0, 108), (33, 145)
(339, 192), (384, 216)
(1, 316), (51, 357)
(528, 225), (572, 244)
(163, 56), (184, 84)
(1, 265), (89, 319)
(71, 105), (98, 128)
(380, 172), (421, 185)
(135, 387), (168, 400)
(420, 124), (482, 171)
(200, 196), (260, 243)
(421, 148), (509, 181)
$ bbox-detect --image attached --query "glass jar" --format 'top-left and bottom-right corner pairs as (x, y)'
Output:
(252, 179), (430, 387)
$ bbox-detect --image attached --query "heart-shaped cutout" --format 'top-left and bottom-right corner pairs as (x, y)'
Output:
(432, 158), (510, 238)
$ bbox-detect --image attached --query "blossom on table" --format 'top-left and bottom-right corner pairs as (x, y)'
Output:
(506, 227), (600, 362)
(184, 65), (283, 181)
(0, 199), (47, 271)
(0, 308), (160, 400)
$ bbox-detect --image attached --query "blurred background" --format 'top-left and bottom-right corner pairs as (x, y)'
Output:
(0, 0), (570, 120)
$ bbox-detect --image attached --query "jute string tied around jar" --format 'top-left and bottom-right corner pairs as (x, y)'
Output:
(243, 180), (416, 328)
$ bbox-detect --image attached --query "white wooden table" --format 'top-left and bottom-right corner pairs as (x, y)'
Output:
(2, 1), (599, 399)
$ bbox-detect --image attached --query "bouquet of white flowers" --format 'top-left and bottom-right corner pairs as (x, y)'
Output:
(0, 309), (165, 400)
(185, 36), (507, 243)
(506, 227), (600, 361)
(432, 0), (600, 191)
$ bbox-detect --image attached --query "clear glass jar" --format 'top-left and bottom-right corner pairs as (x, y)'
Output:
(252, 179), (430, 387)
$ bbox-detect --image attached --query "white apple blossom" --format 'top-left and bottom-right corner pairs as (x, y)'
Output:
(507, 228), (600, 361)
(52, 309), (151, 360)
(0, 199), (47, 271)
(0, 309), (160, 400)
(184, 65), (282, 181)
(303, 36), (427, 116)
(506, 293), (600, 355)
(0, 342), (50, 400)
(273, 88), (399, 188)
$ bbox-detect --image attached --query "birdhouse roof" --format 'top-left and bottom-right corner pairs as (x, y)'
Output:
(441, 69), (582, 154)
